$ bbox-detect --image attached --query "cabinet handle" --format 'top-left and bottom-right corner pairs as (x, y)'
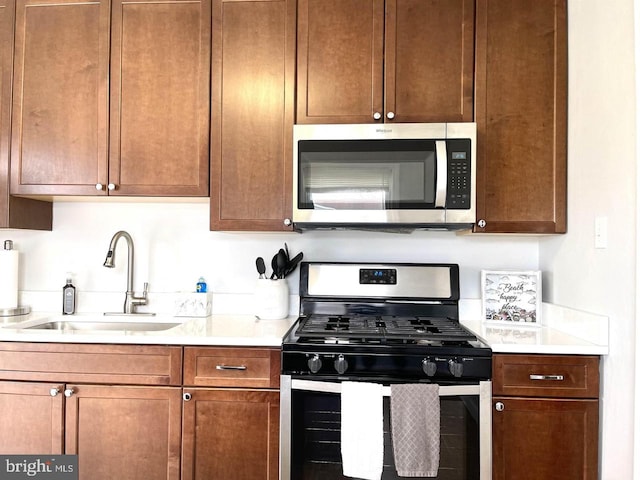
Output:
(216, 365), (247, 371)
(283, 218), (292, 227)
(183, 392), (192, 402)
(495, 402), (505, 412)
(107, 183), (116, 191)
(477, 219), (487, 228)
(64, 388), (75, 397)
(50, 387), (61, 397)
(529, 374), (565, 381)
(95, 183), (104, 191)
(386, 111), (395, 120)
(373, 112), (382, 120)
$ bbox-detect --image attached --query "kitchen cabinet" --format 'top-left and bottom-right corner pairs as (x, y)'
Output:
(210, 0), (295, 231)
(9, 0), (210, 197)
(182, 347), (280, 480)
(0, 0), (51, 229)
(492, 354), (599, 480)
(296, 0), (475, 124)
(474, 0), (567, 233)
(0, 343), (183, 479)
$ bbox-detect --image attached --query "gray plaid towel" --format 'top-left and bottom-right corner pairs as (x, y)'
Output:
(390, 384), (440, 477)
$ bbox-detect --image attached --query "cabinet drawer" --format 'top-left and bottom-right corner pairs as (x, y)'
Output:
(0, 343), (182, 385)
(493, 354), (599, 398)
(183, 347), (280, 388)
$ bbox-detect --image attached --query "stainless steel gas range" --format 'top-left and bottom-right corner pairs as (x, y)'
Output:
(280, 262), (492, 480)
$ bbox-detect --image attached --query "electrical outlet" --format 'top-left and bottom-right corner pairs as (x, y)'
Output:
(595, 217), (608, 249)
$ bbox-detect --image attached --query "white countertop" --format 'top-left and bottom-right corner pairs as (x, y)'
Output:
(0, 301), (609, 355)
(460, 301), (609, 355)
(0, 312), (296, 347)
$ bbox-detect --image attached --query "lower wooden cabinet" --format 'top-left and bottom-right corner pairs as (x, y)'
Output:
(0, 343), (280, 480)
(492, 354), (600, 480)
(181, 388), (280, 480)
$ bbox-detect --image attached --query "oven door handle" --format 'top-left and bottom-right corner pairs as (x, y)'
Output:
(290, 378), (484, 397)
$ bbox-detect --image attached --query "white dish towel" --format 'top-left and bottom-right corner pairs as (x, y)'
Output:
(341, 381), (384, 480)
(390, 383), (440, 477)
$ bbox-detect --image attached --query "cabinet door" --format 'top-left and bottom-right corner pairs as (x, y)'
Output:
(385, 0), (474, 123)
(65, 384), (182, 480)
(475, 0), (567, 233)
(109, 0), (210, 196)
(10, 0), (110, 196)
(0, 381), (64, 454)
(210, 0), (295, 231)
(493, 397), (598, 480)
(182, 388), (280, 480)
(297, 0), (384, 124)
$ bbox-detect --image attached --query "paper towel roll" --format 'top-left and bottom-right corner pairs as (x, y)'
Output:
(0, 248), (19, 309)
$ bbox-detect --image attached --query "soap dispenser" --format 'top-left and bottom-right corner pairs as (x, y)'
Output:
(62, 275), (76, 315)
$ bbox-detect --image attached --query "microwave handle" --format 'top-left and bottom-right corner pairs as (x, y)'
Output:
(435, 140), (447, 208)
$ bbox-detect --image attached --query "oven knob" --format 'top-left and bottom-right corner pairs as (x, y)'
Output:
(334, 354), (348, 374)
(308, 354), (322, 373)
(422, 358), (437, 377)
(448, 359), (464, 378)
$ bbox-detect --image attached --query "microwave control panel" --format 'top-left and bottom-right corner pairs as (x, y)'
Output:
(445, 139), (472, 209)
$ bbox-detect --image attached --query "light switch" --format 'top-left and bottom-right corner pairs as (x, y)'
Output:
(595, 217), (608, 249)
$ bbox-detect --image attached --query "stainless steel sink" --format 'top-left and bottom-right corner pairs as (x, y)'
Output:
(22, 318), (181, 332)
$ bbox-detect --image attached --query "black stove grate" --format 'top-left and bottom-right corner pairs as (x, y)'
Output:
(295, 315), (477, 342)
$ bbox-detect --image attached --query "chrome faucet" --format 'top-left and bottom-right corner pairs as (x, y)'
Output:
(103, 231), (150, 314)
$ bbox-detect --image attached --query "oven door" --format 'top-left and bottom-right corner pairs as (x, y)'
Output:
(280, 376), (492, 480)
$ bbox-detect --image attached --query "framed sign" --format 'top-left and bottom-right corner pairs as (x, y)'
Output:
(481, 270), (541, 324)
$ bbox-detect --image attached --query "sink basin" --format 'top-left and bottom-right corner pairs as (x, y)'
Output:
(21, 318), (181, 332)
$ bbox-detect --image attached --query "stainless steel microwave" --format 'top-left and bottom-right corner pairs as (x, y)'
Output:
(292, 123), (476, 230)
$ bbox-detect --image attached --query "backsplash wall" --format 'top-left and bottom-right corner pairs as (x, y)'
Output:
(5, 201), (539, 310)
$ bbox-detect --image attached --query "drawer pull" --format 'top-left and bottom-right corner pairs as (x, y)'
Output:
(529, 374), (565, 381)
(216, 364), (247, 371)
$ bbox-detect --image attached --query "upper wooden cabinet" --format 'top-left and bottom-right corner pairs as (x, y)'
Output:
(210, 0), (295, 231)
(474, 0), (567, 233)
(296, 0), (475, 124)
(0, 0), (51, 228)
(9, 0), (210, 197)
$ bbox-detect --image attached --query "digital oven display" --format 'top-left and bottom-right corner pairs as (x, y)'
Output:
(359, 268), (397, 285)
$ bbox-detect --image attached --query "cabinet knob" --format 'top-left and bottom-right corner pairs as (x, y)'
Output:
(386, 111), (395, 120)
(64, 388), (75, 397)
(373, 112), (382, 120)
(107, 183), (116, 191)
(495, 401), (505, 412)
(183, 392), (192, 402)
(477, 219), (487, 228)
(50, 387), (61, 397)
(283, 218), (292, 227)
(95, 183), (104, 191)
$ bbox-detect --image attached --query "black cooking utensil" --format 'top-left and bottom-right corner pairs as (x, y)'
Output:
(283, 252), (303, 278)
(255, 257), (266, 279)
(270, 253), (279, 279)
(276, 249), (288, 279)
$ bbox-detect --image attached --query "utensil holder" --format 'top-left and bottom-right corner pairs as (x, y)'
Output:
(255, 279), (289, 320)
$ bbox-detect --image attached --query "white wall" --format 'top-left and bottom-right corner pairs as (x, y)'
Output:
(5, 201), (538, 306)
(539, 0), (637, 478)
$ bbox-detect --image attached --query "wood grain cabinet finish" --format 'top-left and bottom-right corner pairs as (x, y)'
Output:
(492, 354), (599, 480)
(181, 388), (280, 480)
(109, 0), (210, 196)
(65, 384), (182, 480)
(0, 380), (64, 454)
(10, 0), (210, 197)
(297, 0), (474, 124)
(0, 0), (51, 229)
(210, 0), (295, 231)
(474, 0), (567, 233)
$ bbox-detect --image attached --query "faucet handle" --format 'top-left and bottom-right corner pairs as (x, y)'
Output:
(142, 282), (149, 296)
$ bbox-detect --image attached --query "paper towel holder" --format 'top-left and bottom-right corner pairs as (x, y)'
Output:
(0, 239), (31, 317)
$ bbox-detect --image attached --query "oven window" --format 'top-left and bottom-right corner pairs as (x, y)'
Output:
(290, 391), (480, 480)
(297, 140), (437, 210)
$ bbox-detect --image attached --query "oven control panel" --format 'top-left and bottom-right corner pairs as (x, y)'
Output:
(359, 268), (397, 285)
(283, 351), (491, 381)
